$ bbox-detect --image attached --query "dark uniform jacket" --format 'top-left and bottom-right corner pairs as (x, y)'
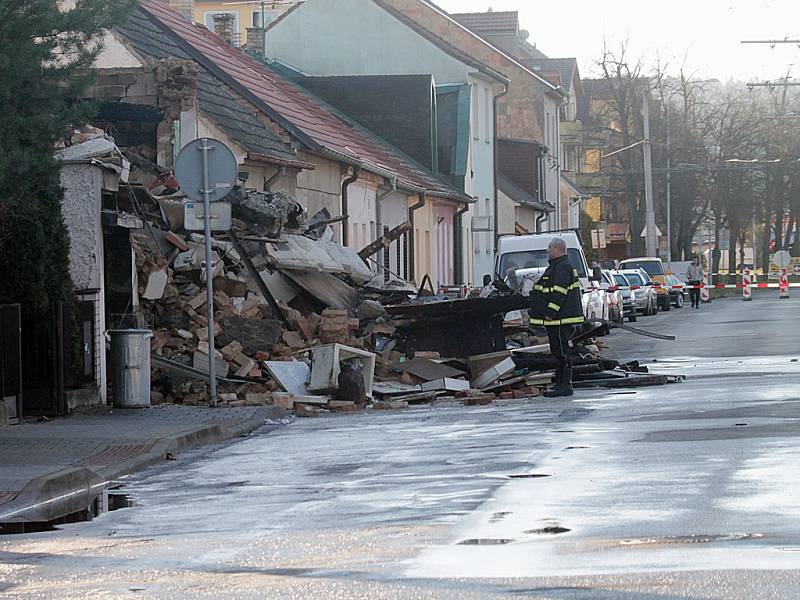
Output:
(529, 254), (585, 327)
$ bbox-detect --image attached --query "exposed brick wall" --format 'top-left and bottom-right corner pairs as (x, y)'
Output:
(388, 0), (550, 144)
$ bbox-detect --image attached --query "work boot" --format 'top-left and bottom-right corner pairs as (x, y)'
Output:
(544, 384), (574, 398)
(544, 369), (574, 397)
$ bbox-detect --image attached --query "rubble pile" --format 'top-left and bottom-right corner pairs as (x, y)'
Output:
(105, 156), (678, 416)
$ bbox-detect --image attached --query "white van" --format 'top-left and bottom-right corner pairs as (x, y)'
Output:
(495, 231), (608, 321)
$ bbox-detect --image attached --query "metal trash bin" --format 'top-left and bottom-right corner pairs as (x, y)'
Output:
(108, 329), (153, 408)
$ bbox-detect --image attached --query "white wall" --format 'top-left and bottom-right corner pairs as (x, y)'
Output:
(265, 0), (475, 84)
(466, 75), (496, 286)
(265, 0), (497, 285)
(544, 94), (562, 230)
(60, 164), (108, 403)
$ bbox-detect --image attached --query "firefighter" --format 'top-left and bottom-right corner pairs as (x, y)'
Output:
(529, 238), (585, 397)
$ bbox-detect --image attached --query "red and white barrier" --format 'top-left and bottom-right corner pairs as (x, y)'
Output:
(779, 268), (790, 299)
(742, 268), (752, 301)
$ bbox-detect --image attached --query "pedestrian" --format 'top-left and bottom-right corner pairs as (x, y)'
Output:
(529, 237), (585, 397)
(686, 256), (704, 308)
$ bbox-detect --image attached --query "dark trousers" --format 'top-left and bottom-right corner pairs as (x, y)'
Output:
(688, 281), (701, 307)
(547, 325), (574, 385)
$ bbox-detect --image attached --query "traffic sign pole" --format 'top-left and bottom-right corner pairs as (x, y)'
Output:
(200, 139), (218, 406)
(174, 137), (237, 408)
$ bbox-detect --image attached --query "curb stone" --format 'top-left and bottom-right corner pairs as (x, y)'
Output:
(0, 406), (284, 524)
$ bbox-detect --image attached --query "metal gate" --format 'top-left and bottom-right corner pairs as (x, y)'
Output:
(0, 304), (22, 424)
(20, 303), (65, 416)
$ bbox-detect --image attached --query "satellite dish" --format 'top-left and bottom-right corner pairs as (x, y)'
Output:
(174, 138), (238, 203)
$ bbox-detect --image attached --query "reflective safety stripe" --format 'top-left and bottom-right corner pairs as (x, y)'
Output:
(547, 302), (561, 311)
(530, 316), (586, 326)
(568, 281), (581, 290)
(560, 316), (585, 324)
(534, 285), (545, 292)
(552, 285), (568, 295)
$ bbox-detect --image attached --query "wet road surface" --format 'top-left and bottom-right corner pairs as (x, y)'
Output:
(2, 293), (799, 599)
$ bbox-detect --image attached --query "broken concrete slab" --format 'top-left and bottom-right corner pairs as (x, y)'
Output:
(143, 269), (168, 300)
(217, 316), (282, 355)
(393, 358), (465, 382)
(264, 361), (310, 396)
(193, 349), (229, 378)
(472, 357), (516, 390)
(420, 378), (471, 393)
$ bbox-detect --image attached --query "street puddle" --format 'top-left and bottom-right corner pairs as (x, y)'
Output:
(620, 532), (764, 546)
(489, 511), (512, 523)
(508, 473), (551, 479)
(526, 526), (571, 535)
(458, 538), (514, 545)
(565, 445), (590, 450)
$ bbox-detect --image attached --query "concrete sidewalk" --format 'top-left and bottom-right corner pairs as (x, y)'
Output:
(0, 404), (284, 524)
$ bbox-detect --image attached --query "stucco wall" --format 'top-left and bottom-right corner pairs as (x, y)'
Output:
(60, 164), (104, 291)
(296, 152), (343, 239)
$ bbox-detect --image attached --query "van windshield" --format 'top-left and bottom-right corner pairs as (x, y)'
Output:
(622, 260), (664, 276)
(499, 249), (587, 279)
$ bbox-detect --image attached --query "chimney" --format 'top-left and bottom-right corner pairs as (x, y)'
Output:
(212, 13), (235, 46)
(246, 27), (265, 59)
(168, 0), (195, 22)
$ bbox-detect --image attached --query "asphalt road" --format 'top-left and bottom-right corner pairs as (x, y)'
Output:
(2, 293), (799, 599)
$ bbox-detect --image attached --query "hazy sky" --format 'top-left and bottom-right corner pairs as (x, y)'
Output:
(434, 0), (799, 82)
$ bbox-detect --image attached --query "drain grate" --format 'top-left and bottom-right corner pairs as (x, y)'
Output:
(458, 538), (514, 545)
(508, 473), (551, 479)
(620, 533), (763, 546)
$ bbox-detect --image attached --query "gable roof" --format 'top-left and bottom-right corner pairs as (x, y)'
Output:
(522, 57), (579, 94)
(138, 0), (469, 201)
(114, 7), (312, 170)
(368, 0), (509, 85)
(384, 0), (561, 97)
(451, 11), (519, 34)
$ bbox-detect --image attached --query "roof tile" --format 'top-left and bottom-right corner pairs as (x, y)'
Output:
(139, 0), (467, 200)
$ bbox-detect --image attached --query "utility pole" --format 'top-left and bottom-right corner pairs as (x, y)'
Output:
(665, 104), (672, 264)
(642, 91), (658, 258)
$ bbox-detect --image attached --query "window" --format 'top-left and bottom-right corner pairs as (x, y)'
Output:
(252, 9), (279, 28)
(204, 11), (239, 33)
(483, 88), (491, 142)
(471, 85), (479, 140)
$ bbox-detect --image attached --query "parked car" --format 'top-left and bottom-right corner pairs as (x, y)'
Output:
(600, 269), (624, 323)
(619, 257), (671, 312)
(610, 271), (637, 322)
(620, 268), (658, 316)
(496, 230), (608, 323)
(665, 274), (685, 308)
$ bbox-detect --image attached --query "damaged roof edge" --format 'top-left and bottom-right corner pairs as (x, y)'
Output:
(138, 2), (324, 155)
(246, 152), (317, 170)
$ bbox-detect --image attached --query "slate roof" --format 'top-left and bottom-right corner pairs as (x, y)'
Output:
(138, 0), (470, 201)
(450, 11), (519, 34)
(522, 57), (579, 93)
(115, 7), (311, 169)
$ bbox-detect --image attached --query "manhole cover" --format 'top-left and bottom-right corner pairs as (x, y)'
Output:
(620, 533), (763, 546)
(508, 473), (551, 479)
(526, 526), (571, 535)
(458, 538), (514, 545)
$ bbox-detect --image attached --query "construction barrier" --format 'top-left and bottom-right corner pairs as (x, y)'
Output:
(667, 282), (800, 290)
(780, 268), (790, 299)
(742, 269), (752, 301)
(700, 275), (710, 303)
